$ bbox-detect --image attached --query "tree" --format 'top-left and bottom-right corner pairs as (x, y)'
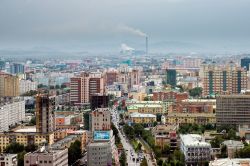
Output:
(133, 124), (144, 137)
(210, 136), (224, 148)
(119, 150), (127, 166)
(25, 144), (37, 152)
(83, 112), (90, 130)
(17, 151), (26, 166)
(4, 142), (25, 153)
(228, 128), (236, 140)
(140, 157), (148, 166)
(238, 145), (250, 158)
(162, 144), (171, 156)
(137, 143), (142, 151)
(68, 140), (82, 165)
(28, 117), (36, 125)
(189, 87), (202, 97)
(176, 85), (184, 92)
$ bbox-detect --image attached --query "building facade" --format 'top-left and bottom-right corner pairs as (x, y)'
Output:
(202, 64), (247, 96)
(19, 79), (37, 95)
(180, 134), (211, 165)
(166, 69), (177, 87)
(0, 98), (25, 132)
(70, 73), (90, 105)
(0, 73), (19, 97)
(36, 95), (55, 133)
(89, 108), (111, 132)
(24, 148), (68, 166)
(216, 95), (250, 127)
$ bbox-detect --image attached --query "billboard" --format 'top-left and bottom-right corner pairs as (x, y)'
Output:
(94, 131), (110, 140)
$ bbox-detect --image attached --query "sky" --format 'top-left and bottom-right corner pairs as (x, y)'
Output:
(1, 0), (250, 53)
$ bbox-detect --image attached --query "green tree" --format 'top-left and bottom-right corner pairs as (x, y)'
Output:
(83, 112), (90, 130)
(140, 157), (148, 166)
(4, 142), (25, 153)
(137, 143), (142, 151)
(68, 140), (82, 165)
(238, 145), (250, 158)
(162, 144), (171, 156)
(28, 117), (36, 125)
(210, 136), (224, 148)
(189, 87), (202, 97)
(228, 128), (236, 140)
(133, 124), (144, 137)
(119, 150), (127, 166)
(123, 124), (135, 140)
(17, 151), (26, 166)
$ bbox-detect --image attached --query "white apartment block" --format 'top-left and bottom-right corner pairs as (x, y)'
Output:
(0, 154), (18, 166)
(180, 134), (211, 165)
(19, 79), (37, 94)
(0, 98), (25, 132)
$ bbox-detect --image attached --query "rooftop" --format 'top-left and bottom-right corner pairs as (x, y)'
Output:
(209, 158), (250, 166)
(180, 134), (211, 147)
(13, 126), (36, 133)
(130, 112), (156, 118)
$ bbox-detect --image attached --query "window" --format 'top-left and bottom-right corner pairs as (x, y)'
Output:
(40, 161), (42, 163)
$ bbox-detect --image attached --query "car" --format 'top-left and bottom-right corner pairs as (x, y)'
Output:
(136, 158), (139, 162)
(132, 158), (135, 162)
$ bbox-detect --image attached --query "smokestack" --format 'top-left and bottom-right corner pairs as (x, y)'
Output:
(146, 36), (148, 55)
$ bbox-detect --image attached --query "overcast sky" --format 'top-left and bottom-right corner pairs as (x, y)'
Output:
(1, 0), (250, 52)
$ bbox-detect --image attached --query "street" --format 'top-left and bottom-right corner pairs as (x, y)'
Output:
(111, 108), (142, 166)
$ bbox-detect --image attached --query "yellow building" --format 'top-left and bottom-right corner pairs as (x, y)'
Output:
(0, 132), (54, 152)
(167, 113), (216, 125)
(130, 112), (156, 124)
(0, 74), (19, 97)
(127, 104), (164, 115)
(128, 92), (147, 101)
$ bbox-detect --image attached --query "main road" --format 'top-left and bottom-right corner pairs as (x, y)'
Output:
(111, 108), (141, 166)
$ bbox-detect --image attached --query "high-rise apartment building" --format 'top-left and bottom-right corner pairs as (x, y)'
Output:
(0, 97), (25, 132)
(202, 64), (247, 96)
(89, 77), (104, 97)
(70, 72), (90, 105)
(19, 79), (37, 95)
(166, 69), (177, 87)
(216, 95), (250, 127)
(10, 63), (25, 74)
(90, 94), (109, 110)
(105, 71), (118, 86)
(36, 95), (55, 133)
(241, 57), (250, 71)
(0, 73), (19, 97)
(89, 108), (111, 132)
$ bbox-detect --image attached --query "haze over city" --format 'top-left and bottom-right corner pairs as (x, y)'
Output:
(1, 0), (250, 55)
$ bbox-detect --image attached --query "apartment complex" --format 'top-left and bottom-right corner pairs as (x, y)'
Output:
(0, 73), (19, 97)
(180, 134), (211, 165)
(152, 91), (188, 102)
(70, 72), (90, 105)
(0, 154), (17, 166)
(0, 97), (25, 132)
(89, 108), (111, 132)
(19, 79), (37, 94)
(216, 95), (250, 127)
(152, 125), (177, 150)
(202, 64), (247, 96)
(24, 148), (68, 166)
(36, 95), (55, 133)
